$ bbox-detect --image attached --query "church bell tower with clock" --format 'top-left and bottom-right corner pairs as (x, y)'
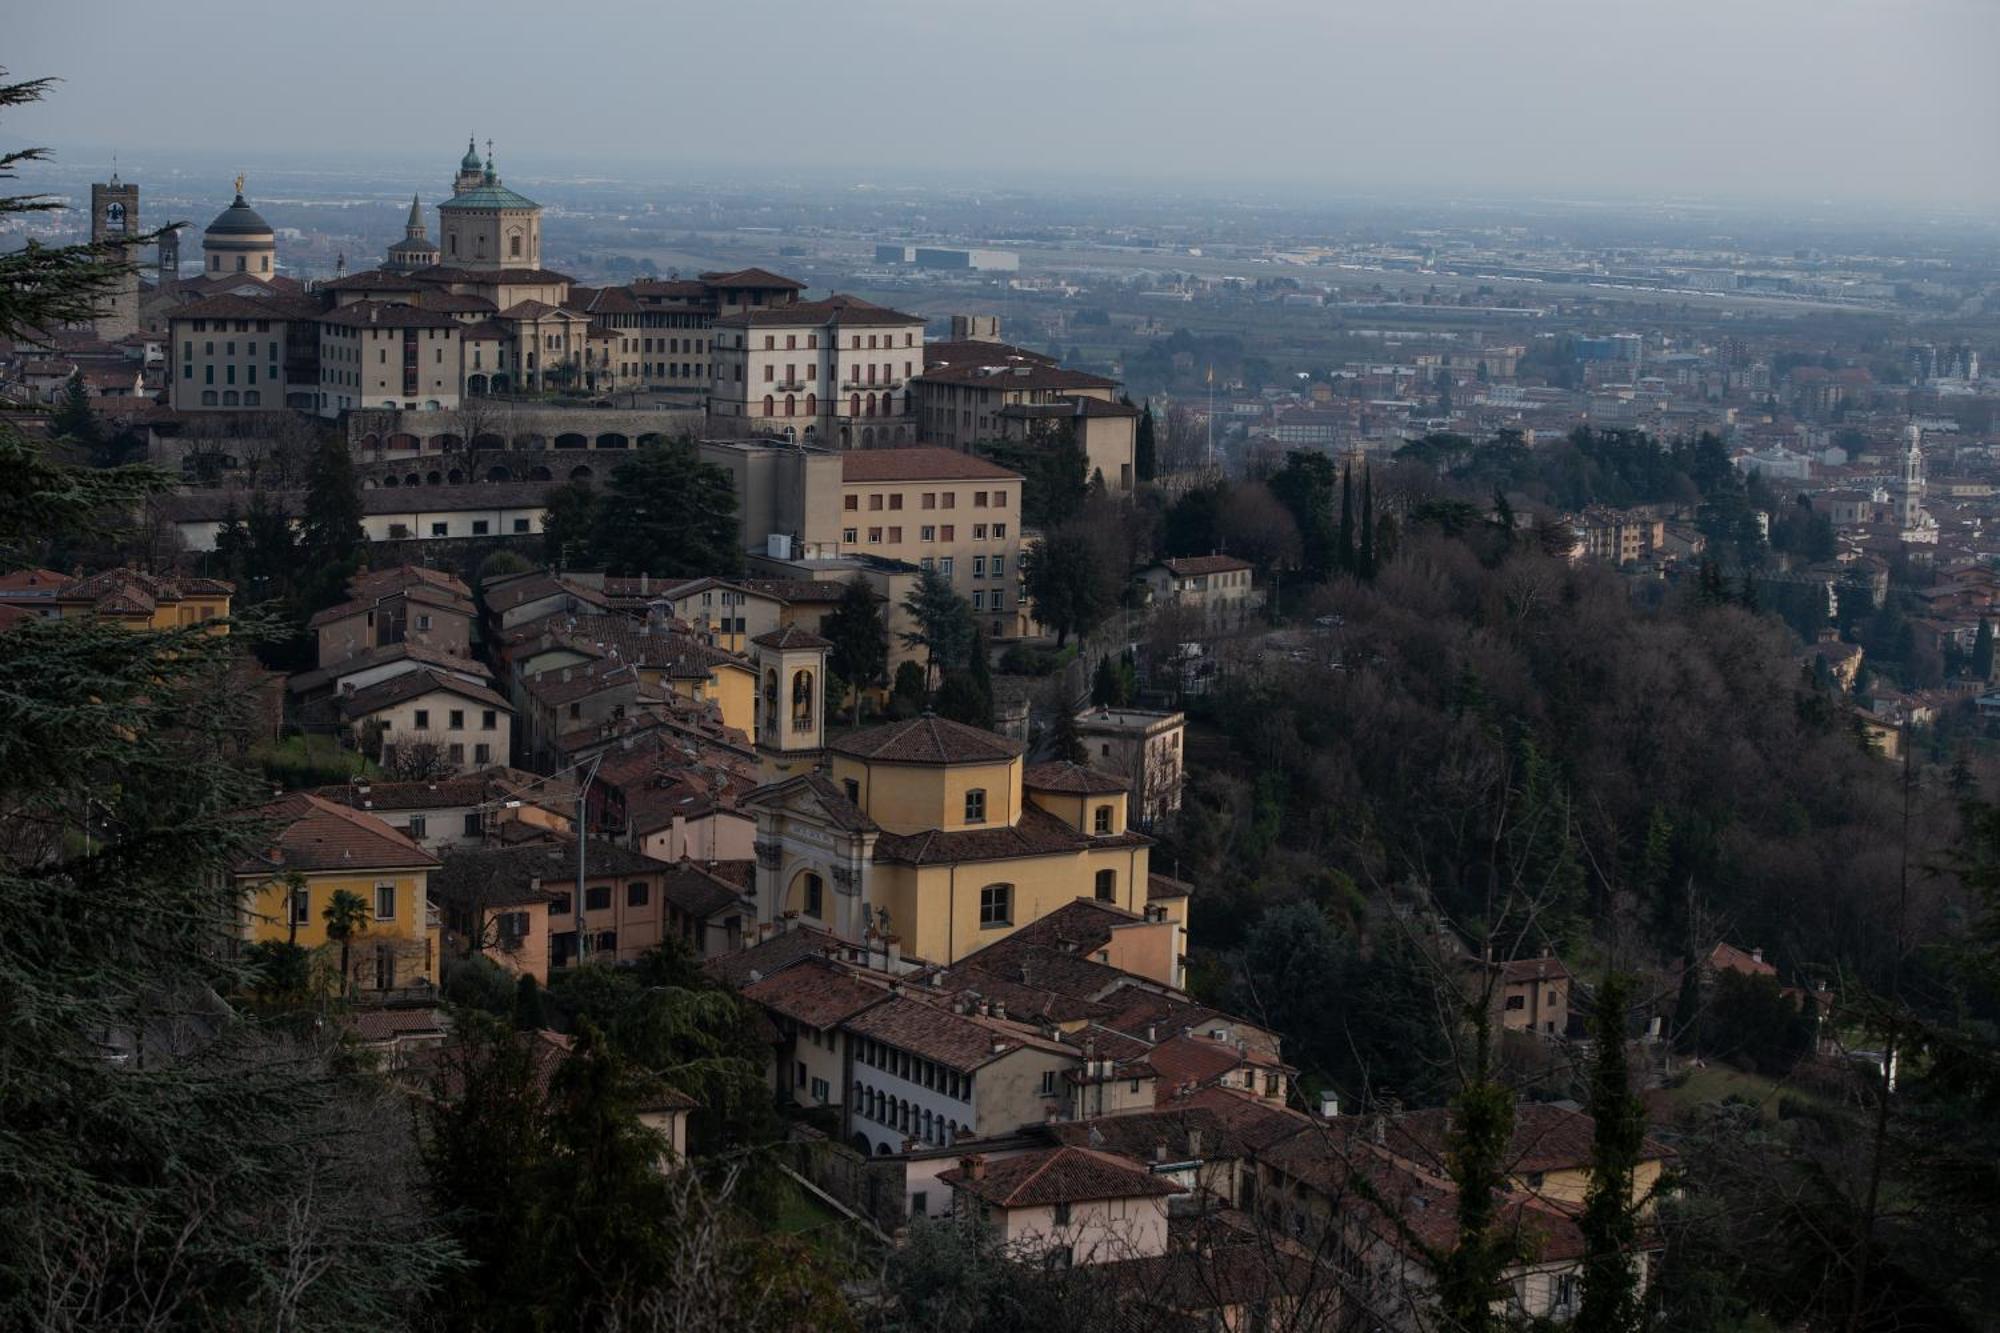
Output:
(89, 173), (141, 338)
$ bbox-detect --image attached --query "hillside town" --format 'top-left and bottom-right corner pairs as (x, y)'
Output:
(5, 13), (2000, 1330)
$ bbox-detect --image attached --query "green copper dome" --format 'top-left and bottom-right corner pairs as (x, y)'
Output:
(460, 138), (483, 172)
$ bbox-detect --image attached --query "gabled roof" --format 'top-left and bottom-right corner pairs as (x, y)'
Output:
(940, 1146), (1176, 1208)
(699, 267), (807, 291)
(751, 624), (831, 651)
(1023, 761), (1129, 795)
(714, 294), (920, 329)
(743, 771), (878, 833)
(321, 301), (461, 330)
(917, 359), (1119, 392)
(702, 923), (844, 989)
(164, 292), (323, 322)
(843, 994), (1069, 1073)
(829, 714), (1023, 765)
(1152, 555), (1253, 577)
(658, 859), (753, 921)
(874, 805), (1147, 867)
(337, 667), (513, 720)
(287, 640), (491, 695)
(234, 791), (440, 876)
(742, 957), (889, 1031)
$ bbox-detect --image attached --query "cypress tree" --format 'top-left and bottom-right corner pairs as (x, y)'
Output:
(1134, 399), (1157, 481)
(1360, 466), (1376, 580)
(1577, 971), (1647, 1333)
(1337, 463), (1355, 574)
(1050, 707), (1087, 765)
(1975, 619), (1994, 682)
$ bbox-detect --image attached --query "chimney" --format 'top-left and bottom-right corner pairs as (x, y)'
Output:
(1153, 1142), (1167, 1163)
(1752, 947), (1764, 965)
(993, 1001), (1007, 1022)
(960, 1153), (986, 1181)
(1146, 1025), (1157, 1043)
(1318, 1091), (1339, 1119)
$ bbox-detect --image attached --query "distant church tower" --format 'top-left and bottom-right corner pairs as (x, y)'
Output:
(452, 137), (486, 197)
(156, 222), (182, 292)
(384, 193), (439, 273)
(1896, 423), (1925, 529)
(89, 173), (140, 338)
(436, 141), (542, 272)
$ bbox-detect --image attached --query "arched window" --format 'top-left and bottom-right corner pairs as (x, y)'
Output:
(805, 393), (817, 415)
(785, 394), (796, 417)
(861, 427), (875, 446)
(791, 669), (814, 733)
(864, 393), (877, 417)
(850, 394), (860, 419)
(222, 390), (239, 406)
(762, 668), (778, 734)
(200, 389), (218, 406)
(763, 394), (775, 418)
(1095, 868), (1116, 902)
(802, 873), (823, 919)
(244, 390), (261, 406)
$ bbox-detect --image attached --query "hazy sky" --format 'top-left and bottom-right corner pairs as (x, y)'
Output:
(11, 0), (2000, 209)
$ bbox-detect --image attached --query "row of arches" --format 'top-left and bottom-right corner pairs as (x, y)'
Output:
(363, 463), (592, 490)
(757, 392), (906, 420)
(852, 1084), (960, 1154)
(357, 430), (664, 456)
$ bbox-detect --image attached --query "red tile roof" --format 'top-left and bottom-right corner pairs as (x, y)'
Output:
(1022, 761), (1129, 795)
(699, 267), (807, 291)
(1155, 555), (1253, 577)
(843, 994), (1068, 1073)
(874, 804), (1147, 867)
(742, 957), (889, 1030)
(941, 1146), (1177, 1208)
(234, 791), (439, 876)
(829, 714), (1023, 765)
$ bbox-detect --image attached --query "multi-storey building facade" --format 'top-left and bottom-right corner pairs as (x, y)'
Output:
(839, 447), (1025, 638)
(707, 296), (925, 446)
(166, 292), (322, 411)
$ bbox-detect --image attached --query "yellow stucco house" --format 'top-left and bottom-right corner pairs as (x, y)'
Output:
(53, 568), (233, 631)
(234, 791), (440, 993)
(744, 716), (1179, 967)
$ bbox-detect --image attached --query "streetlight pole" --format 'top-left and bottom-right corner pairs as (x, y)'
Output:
(574, 750), (604, 968)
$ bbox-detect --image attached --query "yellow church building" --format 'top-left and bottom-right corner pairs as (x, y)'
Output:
(233, 791), (440, 993)
(744, 715), (1181, 967)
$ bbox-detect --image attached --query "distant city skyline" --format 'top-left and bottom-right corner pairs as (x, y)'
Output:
(10, 0), (1999, 212)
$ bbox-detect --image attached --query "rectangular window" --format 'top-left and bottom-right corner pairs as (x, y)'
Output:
(921, 525), (936, 542)
(430, 522), (448, 537)
(463, 812), (482, 837)
(482, 709), (498, 730)
(992, 555), (1005, 576)
(1095, 807), (1113, 834)
(549, 891), (572, 916)
(993, 525), (1007, 540)
(972, 591), (985, 610)
(413, 709), (430, 730)
(940, 526), (955, 542)
(889, 493), (903, 510)
(374, 882), (396, 921)
(474, 743), (491, 764)
(868, 527), (882, 544)
(993, 492), (1008, 508)
(973, 525), (987, 540)
(843, 527), (857, 544)
(922, 493), (936, 509)
(869, 494), (884, 511)
(585, 885), (611, 912)
(979, 883), (1010, 927)
(407, 815), (428, 839)
(887, 527), (902, 543)
(811, 1076), (830, 1102)
(627, 881), (650, 908)
(447, 743), (463, 765)
(973, 556), (986, 577)
(448, 709), (465, 730)
(471, 520), (489, 535)
(974, 491), (989, 508)
(290, 884), (310, 925)
(844, 495), (859, 511)
(965, 789), (986, 822)
(940, 557), (954, 575)
(942, 493), (956, 509)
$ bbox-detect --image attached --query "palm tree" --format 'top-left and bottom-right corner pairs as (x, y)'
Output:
(322, 889), (371, 996)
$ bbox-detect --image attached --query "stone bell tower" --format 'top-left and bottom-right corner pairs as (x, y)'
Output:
(90, 173), (141, 338)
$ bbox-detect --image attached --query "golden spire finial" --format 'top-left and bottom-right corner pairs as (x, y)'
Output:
(233, 172), (245, 197)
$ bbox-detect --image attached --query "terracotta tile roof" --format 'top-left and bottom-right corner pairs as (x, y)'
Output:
(875, 804), (1147, 867)
(750, 623), (831, 651)
(1491, 954), (1572, 985)
(499, 299), (563, 319)
(313, 775), (486, 812)
(411, 266), (575, 286)
(55, 568), (234, 616)
(459, 320), (508, 342)
(1022, 760), (1129, 795)
(0, 567), (69, 599)
(336, 667), (513, 720)
(287, 641), (491, 694)
(323, 270), (425, 293)
(1146, 1033), (1285, 1101)
(1179, 1087), (1314, 1154)
(523, 657), (641, 707)
(233, 791), (439, 876)
(840, 447), (1022, 484)
(1101, 1242), (1320, 1315)
(1049, 1107), (1232, 1160)
(513, 611), (747, 679)
(1706, 941), (1776, 978)
(344, 1005), (450, 1042)
(571, 286), (642, 315)
(165, 292), (325, 322)
(321, 301), (460, 329)
(658, 860), (751, 920)
(700, 267), (807, 291)
(1147, 873), (1193, 901)
(941, 1146), (1176, 1208)
(735, 578), (850, 604)
(1154, 555), (1253, 577)
(702, 924), (844, 989)
(743, 957), (889, 1030)
(843, 994), (1059, 1073)
(484, 572), (609, 616)
(830, 714), (1023, 765)
(1385, 1101), (1673, 1179)
(431, 840), (670, 912)
(715, 294), (922, 329)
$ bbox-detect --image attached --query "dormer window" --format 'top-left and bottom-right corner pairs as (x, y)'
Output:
(1094, 805), (1113, 834)
(964, 789), (986, 823)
